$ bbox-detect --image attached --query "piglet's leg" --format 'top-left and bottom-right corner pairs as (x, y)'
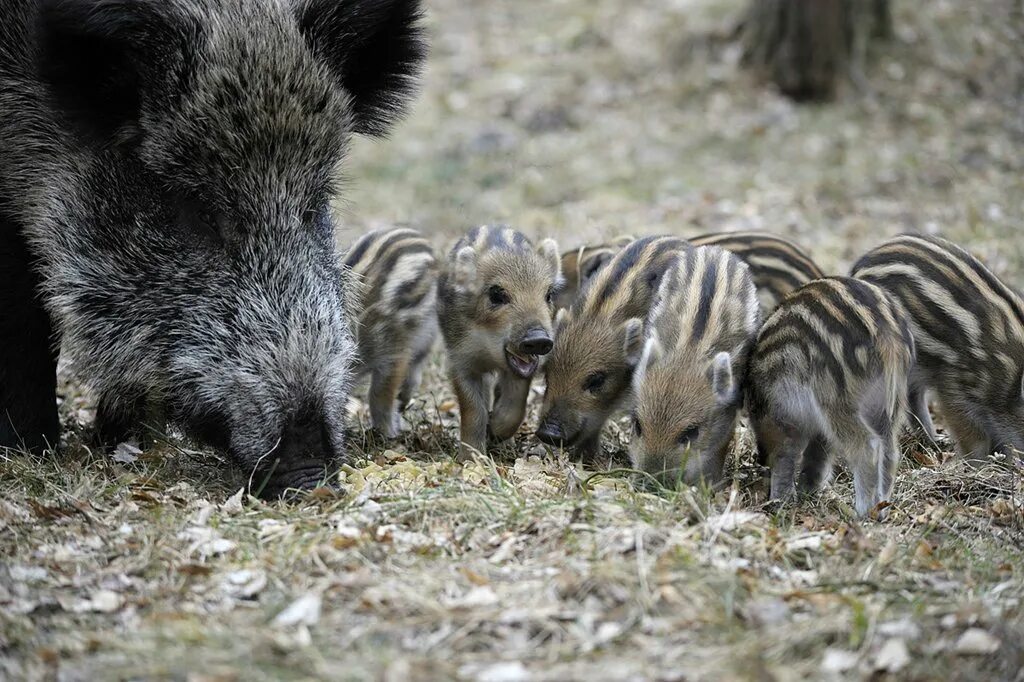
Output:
(452, 370), (491, 461)
(489, 373), (531, 443)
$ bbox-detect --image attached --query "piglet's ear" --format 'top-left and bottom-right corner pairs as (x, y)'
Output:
(711, 351), (735, 405)
(623, 318), (645, 368)
(554, 307), (570, 334)
(37, 0), (189, 145)
(632, 332), (663, 391)
(581, 251), (613, 282)
(297, 0), (427, 137)
(451, 246), (477, 293)
(537, 238), (561, 280)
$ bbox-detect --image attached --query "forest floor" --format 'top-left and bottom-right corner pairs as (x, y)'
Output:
(3, 0), (1024, 680)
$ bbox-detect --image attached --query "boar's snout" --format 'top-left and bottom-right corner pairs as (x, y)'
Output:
(249, 414), (340, 499)
(519, 327), (553, 356)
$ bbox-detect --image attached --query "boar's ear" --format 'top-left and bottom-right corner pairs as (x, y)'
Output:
(451, 246), (477, 293)
(711, 352), (735, 405)
(623, 318), (645, 368)
(37, 0), (188, 145)
(537, 238), (561, 280)
(297, 0), (427, 137)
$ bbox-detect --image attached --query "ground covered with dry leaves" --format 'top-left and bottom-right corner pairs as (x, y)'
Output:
(3, 1), (1023, 680)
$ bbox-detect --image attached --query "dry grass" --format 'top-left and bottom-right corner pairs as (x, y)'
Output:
(3, 0), (1024, 680)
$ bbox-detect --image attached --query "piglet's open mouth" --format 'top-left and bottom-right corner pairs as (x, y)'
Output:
(505, 348), (540, 378)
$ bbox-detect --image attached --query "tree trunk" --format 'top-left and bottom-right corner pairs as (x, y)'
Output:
(741, 0), (891, 101)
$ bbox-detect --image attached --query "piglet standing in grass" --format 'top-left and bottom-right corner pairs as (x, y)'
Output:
(629, 246), (761, 487)
(344, 227), (439, 438)
(537, 236), (690, 459)
(852, 234), (1024, 460)
(746, 277), (915, 517)
(437, 225), (562, 459)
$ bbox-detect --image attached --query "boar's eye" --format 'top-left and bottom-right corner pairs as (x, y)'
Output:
(678, 425), (699, 447)
(583, 371), (607, 393)
(197, 209), (223, 237)
(488, 285), (511, 306)
(632, 414), (642, 437)
(546, 287), (555, 306)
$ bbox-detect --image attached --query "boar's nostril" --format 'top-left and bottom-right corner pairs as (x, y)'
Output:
(520, 328), (554, 356)
(535, 420), (565, 445)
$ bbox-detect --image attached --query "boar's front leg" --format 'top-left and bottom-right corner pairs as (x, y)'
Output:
(0, 217), (58, 453)
(94, 389), (158, 449)
(489, 372), (531, 443)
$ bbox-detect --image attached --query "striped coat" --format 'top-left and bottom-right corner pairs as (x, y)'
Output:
(537, 235), (691, 458)
(852, 234), (1024, 458)
(343, 227), (439, 436)
(690, 231), (825, 313)
(747, 276), (915, 517)
(630, 245), (761, 485)
(437, 225), (562, 457)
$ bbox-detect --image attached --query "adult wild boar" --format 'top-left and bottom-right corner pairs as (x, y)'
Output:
(0, 0), (426, 497)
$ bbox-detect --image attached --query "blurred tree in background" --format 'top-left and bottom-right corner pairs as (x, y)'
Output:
(742, 0), (893, 101)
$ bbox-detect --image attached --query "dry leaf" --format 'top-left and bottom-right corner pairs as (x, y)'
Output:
(820, 648), (858, 674)
(460, 566), (490, 586)
(75, 590), (123, 613)
(222, 569), (267, 598)
(332, 526), (362, 549)
(10, 565), (47, 582)
(462, 661), (531, 682)
(990, 498), (1016, 518)
(112, 442), (142, 464)
(220, 488), (245, 515)
(878, 539), (899, 566)
(786, 533), (824, 553)
(877, 619), (921, 641)
(272, 593), (321, 628)
(705, 511), (767, 533)
(27, 500), (76, 521)
(445, 585), (498, 609)
(178, 563), (214, 577)
(874, 638), (910, 672)
(955, 628), (1000, 655)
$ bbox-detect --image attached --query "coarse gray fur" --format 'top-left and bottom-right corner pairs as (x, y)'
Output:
(0, 0), (426, 497)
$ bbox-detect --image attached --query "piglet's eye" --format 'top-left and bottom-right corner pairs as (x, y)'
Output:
(678, 425), (699, 446)
(583, 371), (607, 393)
(632, 415), (642, 437)
(488, 285), (511, 306)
